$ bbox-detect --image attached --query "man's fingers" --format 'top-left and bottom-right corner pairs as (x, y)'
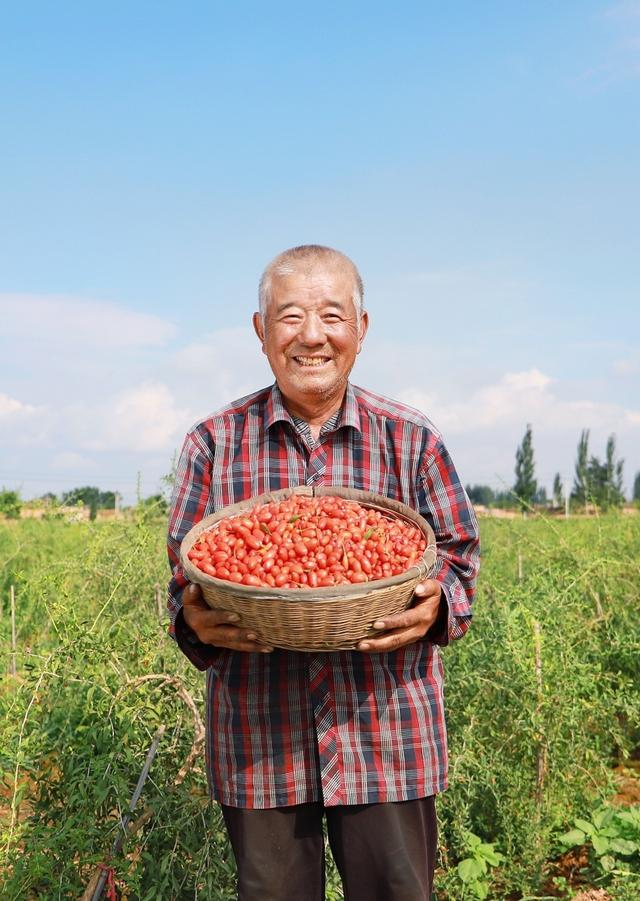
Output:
(413, 578), (442, 599)
(372, 608), (422, 631)
(185, 605), (240, 630)
(182, 583), (207, 608)
(372, 589), (441, 632)
(357, 627), (419, 653)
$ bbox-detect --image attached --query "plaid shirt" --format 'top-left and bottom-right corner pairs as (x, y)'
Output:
(168, 382), (479, 808)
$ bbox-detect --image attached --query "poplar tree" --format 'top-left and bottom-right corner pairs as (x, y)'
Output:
(603, 435), (625, 508)
(572, 429), (590, 508)
(552, 473), (563, 508)
(514, 424), (537, 510)
(571, 431), (625, 510)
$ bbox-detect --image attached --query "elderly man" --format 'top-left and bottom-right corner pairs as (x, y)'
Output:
(168, 245), (479, 900)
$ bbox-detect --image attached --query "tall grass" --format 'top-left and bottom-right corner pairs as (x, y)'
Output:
(1, 511), (638, 899)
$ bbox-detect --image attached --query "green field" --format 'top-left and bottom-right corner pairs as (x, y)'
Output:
(1, 511), (639, 900)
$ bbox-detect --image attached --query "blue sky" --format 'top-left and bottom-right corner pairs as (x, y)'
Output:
(1, 1), (639, 503)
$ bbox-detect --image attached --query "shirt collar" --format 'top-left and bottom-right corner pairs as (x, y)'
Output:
(264, 382), (362, 435)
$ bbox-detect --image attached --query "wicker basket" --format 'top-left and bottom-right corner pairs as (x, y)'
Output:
(180, 486), (437, 652)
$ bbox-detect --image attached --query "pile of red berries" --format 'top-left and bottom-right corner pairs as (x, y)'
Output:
(187, 494), (427, 589)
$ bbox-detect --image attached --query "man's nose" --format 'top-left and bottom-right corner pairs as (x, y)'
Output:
(298, 313), (326, 345)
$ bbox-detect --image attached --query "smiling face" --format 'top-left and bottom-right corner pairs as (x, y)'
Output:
(253, 263), (368, 423)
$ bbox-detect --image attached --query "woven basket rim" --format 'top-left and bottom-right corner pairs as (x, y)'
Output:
(180, 486), (437, 601)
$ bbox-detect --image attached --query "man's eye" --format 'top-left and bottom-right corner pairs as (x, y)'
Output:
(323, 314), (342, 323)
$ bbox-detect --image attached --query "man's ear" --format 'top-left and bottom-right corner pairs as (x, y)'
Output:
(253, 312), (266, 352)
(357, 310), (369, 353)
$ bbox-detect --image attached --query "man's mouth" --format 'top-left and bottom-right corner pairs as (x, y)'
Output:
(292, 356), (332, 368)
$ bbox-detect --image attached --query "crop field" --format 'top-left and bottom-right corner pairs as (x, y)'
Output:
(1, 511), (639, 900)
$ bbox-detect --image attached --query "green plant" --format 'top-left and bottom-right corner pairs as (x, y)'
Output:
(2, 512), (639, 898)
(454, 831), (505, 899)
(0, 488), (21, 519)
(558, 804), (640, 878)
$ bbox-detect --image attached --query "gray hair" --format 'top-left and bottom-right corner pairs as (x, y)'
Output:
(258, 245), (364, 322)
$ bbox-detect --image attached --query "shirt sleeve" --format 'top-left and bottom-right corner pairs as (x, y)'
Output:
(418, 437), (480, 646)
(167, 429), (220, 670)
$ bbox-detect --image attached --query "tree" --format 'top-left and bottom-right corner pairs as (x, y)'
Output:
(571, 431), (625, 510)
(465, 484), (496, 506)
(62, 486), (116, 520)
(604, 434), (625, 508)
(552, 473), (563, 508)
(513, 424), (537, 510)
(634, 471), (640, 505)
(533, 485), (548, 506)
(572, 429), (590, 508)
(0, 488), (21, 519)
(137, 494), (169, 516)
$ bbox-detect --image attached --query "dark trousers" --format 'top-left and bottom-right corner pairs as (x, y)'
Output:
(221, 796), (437, 901)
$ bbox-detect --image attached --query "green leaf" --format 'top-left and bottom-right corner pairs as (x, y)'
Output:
(458, 858), (484, 883)
(592, 834), (610, 856)
(616, 809), (640, 828)
(574, 818), (595, 835)
(592, 807), (613, 829)
(609, 837), (639, 855)
(478, 844), (504, 866)
(558, 828), (586, 846)
(600, 854), (616, 871)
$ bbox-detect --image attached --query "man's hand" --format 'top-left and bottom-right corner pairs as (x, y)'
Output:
(181, 583), (274, 653)
(356, 579), (443, 653)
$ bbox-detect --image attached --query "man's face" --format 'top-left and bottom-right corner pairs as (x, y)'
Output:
(253, 263), (368, 413)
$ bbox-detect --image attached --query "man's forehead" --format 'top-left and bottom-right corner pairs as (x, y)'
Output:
(270, 260), (356, 295)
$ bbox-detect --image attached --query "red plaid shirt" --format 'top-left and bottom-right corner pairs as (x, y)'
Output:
(168, 383), (479, 808)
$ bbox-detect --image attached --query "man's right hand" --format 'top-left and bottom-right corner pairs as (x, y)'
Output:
(181, 583), (274, 653)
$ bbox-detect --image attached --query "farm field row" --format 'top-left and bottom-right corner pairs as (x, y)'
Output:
(1, 511), (639, 899)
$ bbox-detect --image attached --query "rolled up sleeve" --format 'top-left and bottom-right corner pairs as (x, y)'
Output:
(167, 430), (219, 669)
(418, 438), (480, 646)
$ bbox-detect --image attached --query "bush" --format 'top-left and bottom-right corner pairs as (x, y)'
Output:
(0, 488), (21, 519)
(1, 512), (638, 898)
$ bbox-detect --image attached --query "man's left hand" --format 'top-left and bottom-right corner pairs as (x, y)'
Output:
(356, 579), (443, 653)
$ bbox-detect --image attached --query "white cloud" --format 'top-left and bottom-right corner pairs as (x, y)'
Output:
(397, 369), (556, 432)
(392, 368), (640, 493)
(397, 368), (640, 435)
(613, 358), (640, 375)
(80, 382), (197, 453)
(0, 294), (176, 348)
(52, 451), (95, 470)
(0, 392), (37, 418)
(0, 393), (52, 448)
(170, 327), (274, 414)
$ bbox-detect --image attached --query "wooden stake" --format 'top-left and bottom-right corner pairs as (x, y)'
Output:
(10, 585), (17, 677)
(517, 553), (523, 582)
(533, 620), (547, 811)
(155, 584), (164, 620)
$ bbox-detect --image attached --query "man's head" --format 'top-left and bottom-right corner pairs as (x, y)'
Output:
(258, 245), (364, 324)
(253, 245), (368, 420)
